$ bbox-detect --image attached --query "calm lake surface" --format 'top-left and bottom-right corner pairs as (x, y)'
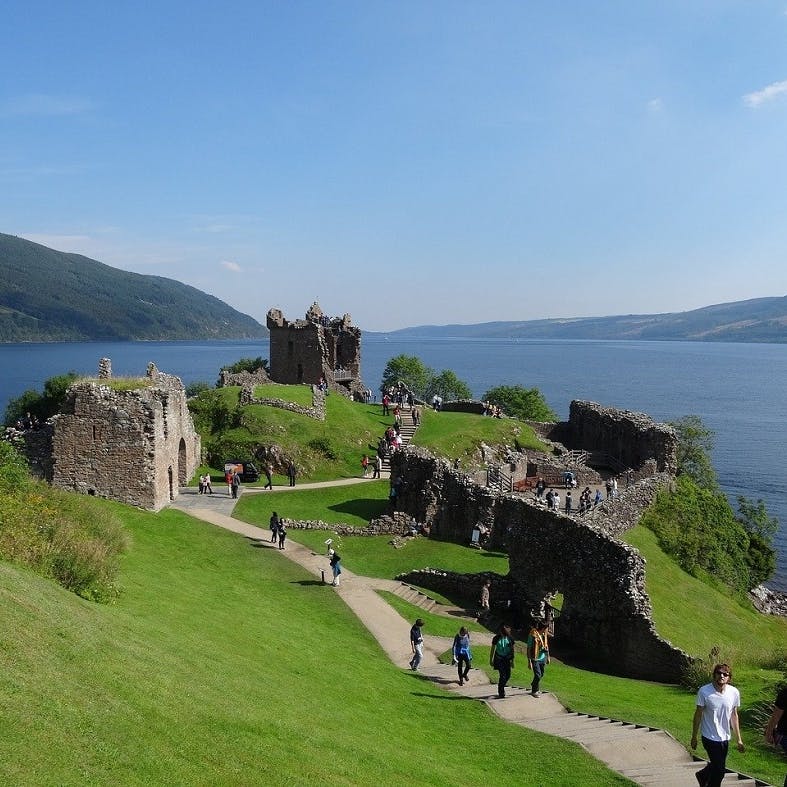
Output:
(2, 337), (785, 591)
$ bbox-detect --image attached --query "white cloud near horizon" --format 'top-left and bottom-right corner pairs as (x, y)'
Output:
(221, 260), (242, 272)
(1, 93), (94, 117)
(743, 79), (787, 107)
(647, 98), (663, 113)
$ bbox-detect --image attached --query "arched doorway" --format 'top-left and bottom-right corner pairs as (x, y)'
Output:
(177, 438), (187, 486)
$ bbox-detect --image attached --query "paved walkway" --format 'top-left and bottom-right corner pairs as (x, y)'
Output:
(170, 493), (765, 787)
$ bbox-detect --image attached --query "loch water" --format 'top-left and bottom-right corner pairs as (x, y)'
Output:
(1, 337), (785, 591)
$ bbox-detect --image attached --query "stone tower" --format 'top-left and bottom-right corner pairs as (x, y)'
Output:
(266, 302), (363, 395)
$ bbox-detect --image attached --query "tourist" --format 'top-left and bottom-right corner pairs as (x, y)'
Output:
(489, 624), (515, 699)
(263, 463), (273, 490)
(605, 479), (613, 499)
(409, 618), (425, 671)
(565, 491), (572, 514)
(329, 550), (342, 586)
(527, 620), (550, 698)
(546, 489), (554, 510)
(287, 461), (297, 487)
(382, 393), (390, 416)
(225, 469), (233, 496)
(691, 663), (745, 787)
(203, 474), (213, 495)
(361, 454), (370, 478)
(452, 626), (472, 686)
(612, 476), (618, 499)
(269, 511), (280, 543)
(553, 490), (560, 512)
(535, 478), (545, 499)
(594, 489), (602, 507)
(198, 474), (206, 495)
(277, 520), (287, 550)
(373, 454), (382, 479)
(231, 470), (241, 499)
(478, 579), (491, 620)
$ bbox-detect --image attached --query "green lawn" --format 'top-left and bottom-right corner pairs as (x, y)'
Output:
(253, 382), (314, 406)
(0, 502), (631, 785)
(413, 408), (548, 463)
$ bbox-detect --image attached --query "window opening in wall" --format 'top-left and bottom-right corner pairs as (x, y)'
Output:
(92, 424), (98, 440)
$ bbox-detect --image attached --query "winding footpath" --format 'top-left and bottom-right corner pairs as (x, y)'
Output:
(171, 485), (767, 787)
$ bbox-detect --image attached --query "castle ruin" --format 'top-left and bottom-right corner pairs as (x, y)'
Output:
(266, 302), (363, 396)
(48, 359), (201, 511)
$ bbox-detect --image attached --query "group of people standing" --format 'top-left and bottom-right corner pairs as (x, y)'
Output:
(268, 512), (287, 549)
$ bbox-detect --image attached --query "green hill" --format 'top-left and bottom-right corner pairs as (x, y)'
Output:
(0, 233), (267, 341)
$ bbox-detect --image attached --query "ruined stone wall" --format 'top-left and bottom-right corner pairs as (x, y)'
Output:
(390, 447), (690, 681)
(217, 367), (271, 388)
(51, 361), (200, 511)
(266, 303), (363, 394)
(555, 401), (678, 473)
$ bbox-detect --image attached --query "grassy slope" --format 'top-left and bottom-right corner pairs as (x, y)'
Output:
(196, 392), (549, 483)
(0, 503), (629, 785)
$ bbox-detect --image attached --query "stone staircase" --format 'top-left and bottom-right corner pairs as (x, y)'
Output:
(389, 582), (441, 614)
(381, 408), (419, 475)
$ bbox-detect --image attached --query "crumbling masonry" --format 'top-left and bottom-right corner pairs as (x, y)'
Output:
(48, 359), (200, 511)
(266, 302), (364, 396)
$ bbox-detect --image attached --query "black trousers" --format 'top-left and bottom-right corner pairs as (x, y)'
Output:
(699, 736), (728, 787)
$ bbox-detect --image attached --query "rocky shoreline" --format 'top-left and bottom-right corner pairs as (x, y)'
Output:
(749, 584), (787, 617)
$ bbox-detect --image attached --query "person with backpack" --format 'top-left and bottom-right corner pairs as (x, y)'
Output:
(452, 626), (473, 686)
(489, 624), (515, 698)
(269, 512), (280, 543)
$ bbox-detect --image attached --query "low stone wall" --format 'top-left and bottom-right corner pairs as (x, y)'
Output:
(439, 400), (485, 414)
(280, 511), (414, 537)
(239, 384), (326, 420)
(218, 368), (271, 388)
(396, 568), (511, 610)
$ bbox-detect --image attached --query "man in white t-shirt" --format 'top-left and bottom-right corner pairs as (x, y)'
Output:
(690, 663), (745, 787)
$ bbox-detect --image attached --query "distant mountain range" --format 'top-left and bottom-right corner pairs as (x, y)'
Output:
(372, 296), (787, 343)
(0, 233), (267, 342)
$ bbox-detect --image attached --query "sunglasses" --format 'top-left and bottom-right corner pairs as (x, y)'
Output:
(714, 671), (730, 677)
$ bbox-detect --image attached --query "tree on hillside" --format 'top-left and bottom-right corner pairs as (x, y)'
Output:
(482, 385), (556, 421)
(221, 357), (268, 375)
(4, 371), (79, 426)
(380, 355), (434, 398)
(425, 370), (472, 401)
(669, 415), (717, 490)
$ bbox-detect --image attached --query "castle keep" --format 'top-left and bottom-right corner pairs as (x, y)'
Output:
(50, 359), (200, 511)
(266, 302), (363, 395)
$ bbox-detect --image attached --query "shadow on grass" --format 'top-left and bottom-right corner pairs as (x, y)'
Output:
(291, 579), (325, 587)
(327, 498), (388, 520)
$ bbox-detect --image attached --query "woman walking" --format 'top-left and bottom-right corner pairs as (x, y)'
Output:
(329, 550), (342, 586)
(452, 626), (472, 686)
(489, 624), (515, 698)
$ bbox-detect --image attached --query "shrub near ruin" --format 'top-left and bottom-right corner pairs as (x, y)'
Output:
(0, 441), (127, 602)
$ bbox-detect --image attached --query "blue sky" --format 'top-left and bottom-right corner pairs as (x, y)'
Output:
(2, 1), (787, 331)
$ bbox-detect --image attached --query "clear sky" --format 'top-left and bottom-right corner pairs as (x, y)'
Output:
(3, 2), (787, 331)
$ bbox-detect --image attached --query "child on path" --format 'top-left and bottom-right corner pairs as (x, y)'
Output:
(277, 521), (287, 550)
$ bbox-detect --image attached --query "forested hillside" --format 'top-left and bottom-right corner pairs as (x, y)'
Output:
(0, 233), (266, 341)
